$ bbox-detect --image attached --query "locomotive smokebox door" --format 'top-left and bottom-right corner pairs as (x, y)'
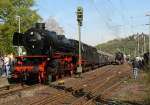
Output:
(77, 66), (82, 73)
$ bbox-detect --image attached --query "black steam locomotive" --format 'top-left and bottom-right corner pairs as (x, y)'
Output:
(143, 52), (149, 64)
(12, 23), (114, 83)
(115, 52), (124, 64)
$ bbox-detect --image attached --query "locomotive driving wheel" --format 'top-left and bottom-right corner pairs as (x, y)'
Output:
(45, 60), (60, 84)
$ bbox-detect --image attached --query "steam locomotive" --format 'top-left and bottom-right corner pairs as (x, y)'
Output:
(12, 23), (114, 84)
(143, 52), (149, 64)
(115, 52), (124, 65)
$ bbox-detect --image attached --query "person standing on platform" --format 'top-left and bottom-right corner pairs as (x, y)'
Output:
(9, 53), (15, 74)
(132, 58), (140, 80)
(4, 55), (10, 77)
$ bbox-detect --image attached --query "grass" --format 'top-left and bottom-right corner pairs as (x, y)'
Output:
(110, 62), (150, 104)
(111, 64), (149, 104)
(143, 62), (150, 105)
(144, 89), (150, 105)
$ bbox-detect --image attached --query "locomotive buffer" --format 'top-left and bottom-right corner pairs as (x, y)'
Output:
(76, 6), (83, 76)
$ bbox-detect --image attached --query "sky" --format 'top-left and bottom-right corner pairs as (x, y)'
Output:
(34, 0), (150, 46)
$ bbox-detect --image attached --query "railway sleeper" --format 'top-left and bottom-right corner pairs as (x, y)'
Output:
(49, 84), (74, 92)
(72, 88), (86, 97)
(0, 85), (10, 90)
(49, 83), (123, 105)
(86, 94), (123, 105)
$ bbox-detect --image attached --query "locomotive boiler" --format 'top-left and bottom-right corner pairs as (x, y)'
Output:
(13, 23), (74, 56)
(12, 23), (114, 84)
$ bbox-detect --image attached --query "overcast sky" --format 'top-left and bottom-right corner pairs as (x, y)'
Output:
(34, 0), (150, 46)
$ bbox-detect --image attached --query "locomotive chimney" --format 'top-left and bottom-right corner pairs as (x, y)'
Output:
(35, 23), (45, 30)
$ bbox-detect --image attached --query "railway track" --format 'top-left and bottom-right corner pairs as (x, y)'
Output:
(70, 73), (117, 105)
(83, 75), (129, 105)
(44, 65), (120, 105)
(0, 84), (42, 99)
(28, 89), (72, 105)
(56, 65), (115, 90)
(70, 64), (131, 105)
(0, 84), (25, 97)
(0, 84), (16, 91)
(0, 66), (112, 105)
(27, 66), (115, 105)
(0, 64), (131, 105)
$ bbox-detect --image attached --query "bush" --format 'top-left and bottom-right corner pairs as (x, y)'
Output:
(144, 62), (150, 104)
(144, 92), (150, 105)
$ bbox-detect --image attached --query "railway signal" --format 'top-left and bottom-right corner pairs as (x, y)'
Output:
(77, 6), (83, 26)
(76, 6), (83, 76)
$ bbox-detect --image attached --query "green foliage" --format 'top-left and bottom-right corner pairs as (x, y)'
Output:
(145, 62), (150, 82)
(96, 34), (149, 58)
(0, 0), (41, 55)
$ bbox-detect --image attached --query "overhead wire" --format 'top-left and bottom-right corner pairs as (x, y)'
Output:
(90, 0), (112, 29)
(88, 0), (126, 49)
(106, 0), (126, 37)
(92, 0), (123, 39)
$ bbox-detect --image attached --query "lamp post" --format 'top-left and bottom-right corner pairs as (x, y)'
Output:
(16, 15), (22, 56)
(76, 7), (83, 76)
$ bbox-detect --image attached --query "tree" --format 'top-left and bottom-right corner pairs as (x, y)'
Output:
(0, 0), (41, 55)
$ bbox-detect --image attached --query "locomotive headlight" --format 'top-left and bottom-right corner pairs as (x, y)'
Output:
(30, 32), (34, 36)
(32, 45), (35, 48)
